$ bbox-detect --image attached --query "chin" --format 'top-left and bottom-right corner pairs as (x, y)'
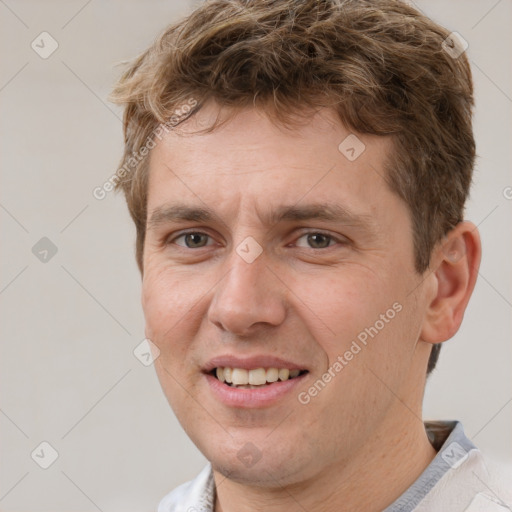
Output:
(202, 434), (315, 488)
(210, 456), (299, 488)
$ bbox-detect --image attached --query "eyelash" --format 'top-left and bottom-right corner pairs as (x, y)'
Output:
(168, 229), (347, 250)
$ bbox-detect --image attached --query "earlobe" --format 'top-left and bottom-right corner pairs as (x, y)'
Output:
(420, 222), (482, 344)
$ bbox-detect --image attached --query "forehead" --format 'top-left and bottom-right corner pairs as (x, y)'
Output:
(146, 104), (400, 225)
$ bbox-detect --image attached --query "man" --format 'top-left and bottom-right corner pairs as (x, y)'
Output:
(110, 0), (511, 510)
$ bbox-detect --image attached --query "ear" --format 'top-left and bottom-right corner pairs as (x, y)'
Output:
(420, 221), (482, 343)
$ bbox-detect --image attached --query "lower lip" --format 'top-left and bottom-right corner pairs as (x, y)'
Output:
(204, 373), (308, 408)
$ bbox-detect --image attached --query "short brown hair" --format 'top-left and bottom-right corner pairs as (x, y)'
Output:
(110, 0), (475, 374)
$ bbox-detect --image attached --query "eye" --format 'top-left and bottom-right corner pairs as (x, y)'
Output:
(295, 232), (338, 249)
(173, 232), (213, 248)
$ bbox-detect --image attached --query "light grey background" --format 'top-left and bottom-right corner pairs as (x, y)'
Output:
(0, 1), (511, 511)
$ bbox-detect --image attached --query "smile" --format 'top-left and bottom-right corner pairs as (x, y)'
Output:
(213, 367), (308, 388)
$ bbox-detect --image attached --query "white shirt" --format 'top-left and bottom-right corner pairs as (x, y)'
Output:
(158, 421), (512, 511)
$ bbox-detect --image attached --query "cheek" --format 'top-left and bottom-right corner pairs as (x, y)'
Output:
(290, 267), (389, 344)
(142, 267), (205, 404)
(290, 263), (416, 382)
(142, 265), (200, 347)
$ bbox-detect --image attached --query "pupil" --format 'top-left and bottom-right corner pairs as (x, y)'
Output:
(308, 234), (330, 248)
(186, 233), (206, 248)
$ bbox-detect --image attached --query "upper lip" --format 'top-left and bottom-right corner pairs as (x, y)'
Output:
(203, 355), (309, 373)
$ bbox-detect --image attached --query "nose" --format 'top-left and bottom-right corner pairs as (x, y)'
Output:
(207, 248), (287, 336)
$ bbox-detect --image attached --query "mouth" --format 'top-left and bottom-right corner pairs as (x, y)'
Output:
(209, 367), (309, 389)
(202, 355), (311, 407)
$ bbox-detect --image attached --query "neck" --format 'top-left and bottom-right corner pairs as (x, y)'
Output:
(213, 412), (436, 512)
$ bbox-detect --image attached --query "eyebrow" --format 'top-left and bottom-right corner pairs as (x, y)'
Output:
(149, 204), (213, 226)
(147, 203), (377, 234)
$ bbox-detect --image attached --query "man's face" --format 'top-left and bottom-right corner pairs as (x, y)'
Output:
(142, 104), (433, 486)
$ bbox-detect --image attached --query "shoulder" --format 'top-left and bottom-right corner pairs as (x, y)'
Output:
(416, 425), (512, 511)
(477, 457), (512, 505)
(423, 451), (512, 510)
(387, 422), (512, 512)
(157, 464), (215, 512)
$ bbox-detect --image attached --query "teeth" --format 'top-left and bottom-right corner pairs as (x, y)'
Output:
(248, 368), (267, 386)
(278, 368), (289, 381)
(266, 368), (279, 383)
(216, 367), (225, 382)
(214, 367), (304, 386)
(232, 368), (249, 386)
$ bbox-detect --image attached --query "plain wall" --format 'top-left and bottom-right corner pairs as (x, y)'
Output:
(1, 1), (510, 511)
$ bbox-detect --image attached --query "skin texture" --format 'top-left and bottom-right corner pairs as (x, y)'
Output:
(142, 104), (481, 512)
